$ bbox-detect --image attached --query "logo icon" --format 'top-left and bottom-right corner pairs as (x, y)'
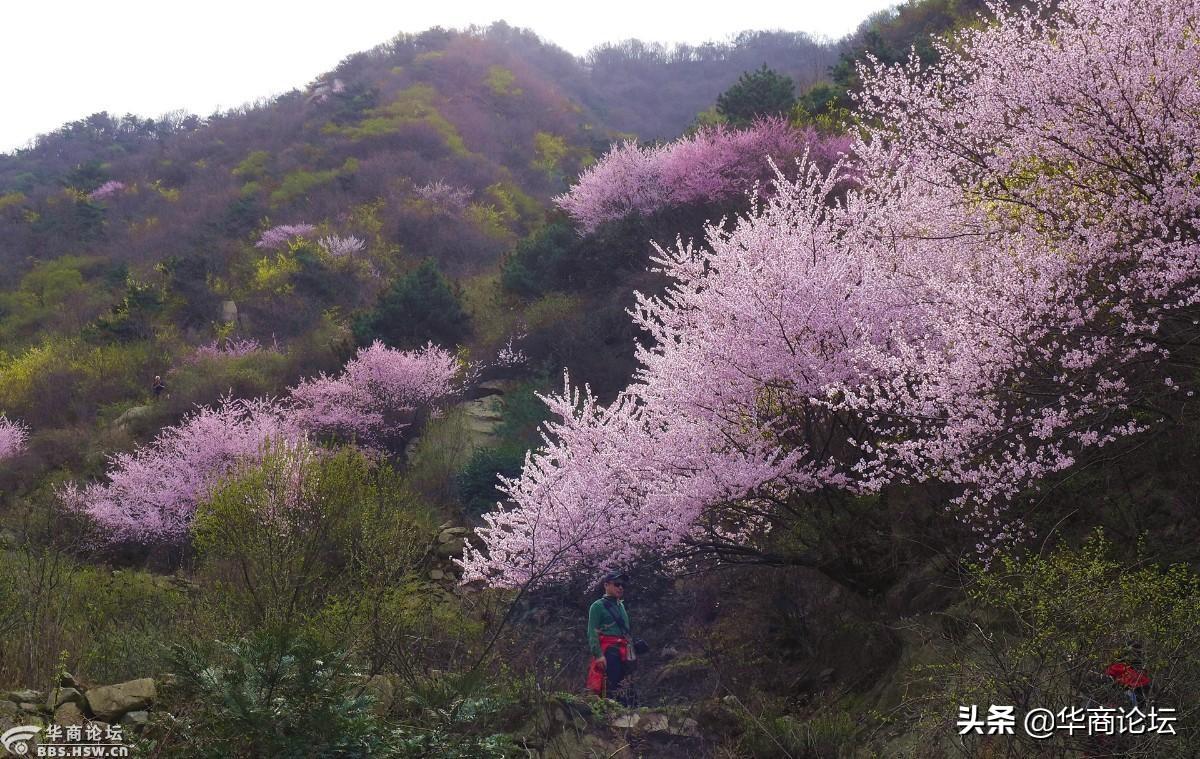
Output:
(0, 725), (40, 756)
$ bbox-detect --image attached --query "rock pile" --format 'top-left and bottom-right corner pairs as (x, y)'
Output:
(1, 673), (159, 737)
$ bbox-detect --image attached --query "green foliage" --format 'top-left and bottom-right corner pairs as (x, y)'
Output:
(686, 106), (729, 135)
(231, 150), (271, 180)
(465, 203), (512, 241)
(792, 82), (855, 134)
(716, 64), (796, 125)
(0, 190), (26, 211)
(531, 132), (566, 178)
(63, 160), (108, 193)
(164, 629), (391, 758)
(353, 259), (470, 349)
(32, 195), (106, 242)
(403, 407), (475, 508)
(484, 65), (522, 97)
(270, 168), (338, 206)
(167, 348), (292, 410)
(905, 531), (1200, 756)
(159, 255), (221, 328)
(268, 159), (358, 206)
(454, 382), (549, 514)
(500, 222), (576, 296)
(0, 535), (189, 687)
(392, 723), (518, 758)
(91, 276), (165, 342)
(0, 256), (116, 346)
(828, 0), (992, 111)
(734, 710), (858, 758)
(501, 216), (651, 297)
(0, 337), (158, 427)
(324, 84), (469, 155)
(456, 445), (525, 515)
(192, 446), (430, 634)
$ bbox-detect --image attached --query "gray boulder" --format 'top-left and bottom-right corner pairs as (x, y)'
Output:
(46, 687), (85, 711)
(4, 689), (42, 704)
(53, 702), (87, 726)
(85, 678), (156, 721)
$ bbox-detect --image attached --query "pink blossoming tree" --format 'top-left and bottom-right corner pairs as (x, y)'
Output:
(255, 223), (317, 250)
(87, 180), (126, 201)
(289, 341), (462, 445)
(555, 118), (849, 233)
(318, 235), (366, 257)
(461, 0), (1200, 586)
(185, 337), (274, 364)
(67, 342), (462, 543)
(59, 397), (301, 544)
(0, 417), (28, 462)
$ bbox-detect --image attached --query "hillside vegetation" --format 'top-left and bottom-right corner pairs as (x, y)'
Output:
(3, 2), (1199, 757)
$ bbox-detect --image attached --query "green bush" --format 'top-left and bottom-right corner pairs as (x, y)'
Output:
(903, 531), (1200, 758)
(163, 629), (392, 758)
(500, 222), (576, 296)
(353, 259), (470, 349)
(192, 445), (431, 634)
(456, 445), (525, 515)
(715, 65), (796, 126)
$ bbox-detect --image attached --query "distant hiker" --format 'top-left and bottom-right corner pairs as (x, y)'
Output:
(1106, 661), (1151, 708)
(152, 375), (167, 399)
(587, 571), (640, 701)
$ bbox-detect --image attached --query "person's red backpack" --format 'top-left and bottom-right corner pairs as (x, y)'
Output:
(1105, 662), (1151, 689)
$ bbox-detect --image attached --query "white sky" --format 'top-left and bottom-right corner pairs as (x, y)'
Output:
(1, 0), (898, 154)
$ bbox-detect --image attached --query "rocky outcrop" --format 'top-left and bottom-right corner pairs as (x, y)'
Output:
(518, 696), (708, 758)
(85, 677), (156, 721)
(0, 674), (159, 733)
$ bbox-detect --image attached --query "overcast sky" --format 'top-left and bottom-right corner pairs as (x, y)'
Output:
(2, 0), (898, 154)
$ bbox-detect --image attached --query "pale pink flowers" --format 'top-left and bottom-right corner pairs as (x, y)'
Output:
(0, 417), (28, 461)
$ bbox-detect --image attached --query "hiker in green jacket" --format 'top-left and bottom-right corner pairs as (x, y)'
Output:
(587, 571), (633, 698)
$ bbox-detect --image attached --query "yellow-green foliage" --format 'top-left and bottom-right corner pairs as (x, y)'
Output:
(323, 84), (468, 155)
(269, 167), (338, 206)
(0, 338), (156, 416)
(485, 181), (542, 228)
(525, 293), (582, 331)
(404, 406), (474, 507)
(192, 446), (433, 632)
(168, 345), (292, 410)
(531, 131), (567, 177)
(902, 531), (1200, 756)
(0, 342), (65, 411)
(465, 203), (511, 241)
(348, 199), (385, 240)
(0, 547), (191, 686)
(459, 272), (520, 347)
(150, 180), (180, 202)
(485, 65), (522, 97)
(18, 256), (89, 306)
(460, 182), (542, 241)
(268, 158), (357, 206)
(251, 252), (301, 294)
(413, 50), (446, 66)
(232, 150), (272, 180)
(0, 191), (25, 211)
(0, 257), (111, 344)
(128, 216), (160, 236)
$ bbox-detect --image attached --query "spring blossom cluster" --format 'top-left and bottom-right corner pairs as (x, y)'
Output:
(555, 118), (849, 233)
(64, 342), (461, 543)
(255, 223), (317, 250)
(460, 0), (1200, 585)
(0, 417), (28, 462)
